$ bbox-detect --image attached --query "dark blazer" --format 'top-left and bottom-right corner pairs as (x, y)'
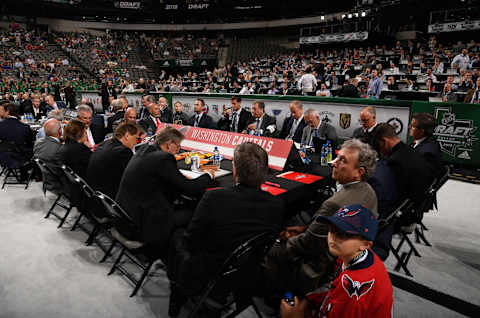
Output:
(115, 144), (214, 249)
(46, 101), (67, 113)
(412, 136), (443, 175)
(232, 108), (254, 133)
(248, 113), (277, 137)
(352, 124), (379, 148)
(19, 99), (32, 115)
(279, 116), (307, 143)
(89, 124), (106, 144)
(386, 142), (435, 206)
(87, 138), (132, 199)
(100, 85), (117, 110)
(189, 113), (214, 129)
(58, 139), (91, 179)
(160, 106), (173, 123)
(0, 117), (34, 158)
(172, 112), (190, 125)
(178, 184), (285, 290)
(138, 116), (159, 134)
(106, 111), (125, 134)
(24, 105), (47, 121)
(338, 84), (360, 98)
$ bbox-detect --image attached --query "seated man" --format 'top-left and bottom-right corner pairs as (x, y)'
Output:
(44, 94), (66, 112)
(87, 123), (140, 200)
(35, 109), (64, 140)
(159, 96), (173, 123)
(172, 101), (189, 125)
(352, 106), (378, 148)
(138, 102), (162, 136)
(33, 118), (63, 192)
(373, 123), (436, 225)
(409, 112), (443, 174)
(58, 119), (91, 179)
(245, 100), (277, 137)
(189, 98), (213, 129)
(279, 100), (307, 143)
(24, 96), (47, 120)
(265, 139), (378, 295)
(301, 109), (337, 148)
(168, 142), (286, 315)
(106, 99), (126, 134)
(115, 127), (216, 258)
(280, 205), (393, 318)
(77, 104), (105, 147)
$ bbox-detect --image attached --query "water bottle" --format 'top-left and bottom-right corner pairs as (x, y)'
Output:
(321, 144), (327, 166)
(327, 140), (333, 163)
(299, 141), (310, 164)
(213, 146), (220, 167)
(147, 127), (153, 137)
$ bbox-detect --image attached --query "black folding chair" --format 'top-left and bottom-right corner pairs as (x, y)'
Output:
(94, 191), (164, 297)
(33, 158), (73, 228)
(183, 231), (279, 318)
(0, 139), (32, 189)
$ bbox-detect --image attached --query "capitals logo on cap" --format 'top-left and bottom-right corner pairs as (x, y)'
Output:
(337, 206), (362, 218)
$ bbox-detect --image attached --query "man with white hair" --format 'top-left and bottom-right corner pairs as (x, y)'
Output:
(44, 94), (66, 112)
(301, 108), (337, 147)
(35, 109), (64, 140)
(77, 104), (105, 147)
(106, 99), (126, 134)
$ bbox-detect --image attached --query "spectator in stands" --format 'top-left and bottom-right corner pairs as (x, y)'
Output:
(352, 106), (378, 147)
(301, 109), (337, 147)
(77, 104), (105, 147)
(63, 81), (75, 109)
(239, 82), (255, 94)
(386, 76), (398, 91)
(87, 122), (140, 200)
(158, 96), (173, 123)
(366, 70), (383, 99)
(265, 139), (377, 295)
(279, 100), (307, 143)
(467, 77), (480, 103)
(189, 98), (213, 129)
(325, 71), (338, 89)
(459, 72), (475, 91)
(115, 126), (215, 259)
(316, 83), (331, 97)
(168, 142), (285, 316)
(338, 78), (359, 98)
(409, 113), (442, 173)
(246, 101), (276, 137)
(426, 79), (435, 92)
(451, 48), (470, 70)
(58, 119), (91, 179)
(172, 101), (189, 125)
(33, 118), (63, 192)
(297, 67), (317, 96)
(101, 80), (117, 112)
(441, 83), (456, 102)
(280, 205), (393, 318)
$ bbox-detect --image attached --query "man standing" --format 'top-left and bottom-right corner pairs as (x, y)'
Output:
(189, 98), (213, 129)
(301, 109), (337, 147)
(172, 101), (189, 125)
(115, 127), (215, 258)
(451, 48), (470, 70)
(265, 139), (378, 295)
(101, 80), (117, 112)
(87, 123), (140, 200)
(279, 100), (307, 143)
(228, 96), (253, 133)
(159, 96), (173, 123)
(77, 104), (105, 147)
(138, 102), (162, 135)
(246, 101), (276, 137)
(63, 81), (76, 109)
(352, 106), (378, 147)
(366, 70), (383, 99)
(297, 67), (317, 96)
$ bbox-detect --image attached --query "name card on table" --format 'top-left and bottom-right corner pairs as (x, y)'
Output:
(156, 123), (293, 171)
(277, 171), (324, 184)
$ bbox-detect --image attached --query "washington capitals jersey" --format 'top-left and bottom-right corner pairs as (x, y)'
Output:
(307, 250), (393, 318)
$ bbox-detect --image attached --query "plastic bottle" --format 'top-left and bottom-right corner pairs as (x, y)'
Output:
(299, 141), (310, 164)
(213, 146), (220, 167)
(327, 140), (333, 163)
(147, 127), (153, 137)
(321, 144), (327, 166)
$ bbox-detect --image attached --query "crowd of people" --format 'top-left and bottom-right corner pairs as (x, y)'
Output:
(0, 83), (446, 316)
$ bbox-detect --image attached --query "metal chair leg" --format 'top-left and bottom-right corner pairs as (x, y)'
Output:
(108, 247), (125, 276)
(100, 241), (117, 263)
(130, 261), (154, 297)
(70, 212), (84, 231)
(45, 194), (61, 219)
(85, 224), (98, 246)
(58, 206), (73, 228)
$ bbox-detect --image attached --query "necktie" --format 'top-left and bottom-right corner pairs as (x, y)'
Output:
(231, 112), (237, 132)
(287, 118), (297, 139)
(255, 118), (260, 130)
(155, 118), (161, 128)
(310, 128), (318, 147)
(195, 115), (200, 127)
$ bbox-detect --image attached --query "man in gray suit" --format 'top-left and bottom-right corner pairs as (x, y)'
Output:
(301, 108), (338, 147)
(265, 139), (378, 295)
(33, 118), (63, 193)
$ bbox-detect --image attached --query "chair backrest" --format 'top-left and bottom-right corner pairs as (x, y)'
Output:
(61, 164), (95, 198)
(93, 190), (135, 227)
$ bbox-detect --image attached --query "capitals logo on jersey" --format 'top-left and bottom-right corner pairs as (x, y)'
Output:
(341, 274), (374, 300)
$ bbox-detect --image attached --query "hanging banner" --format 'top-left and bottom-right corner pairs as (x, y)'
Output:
(428, 20), (480, 33)
(300, 32), (368, 44)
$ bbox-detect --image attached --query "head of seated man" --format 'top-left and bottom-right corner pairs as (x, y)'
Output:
(155, 126), (183, 155)
(43, 118), (62, 140)
(232, 142), (268, 188)
(64, 119), (86, 144)
(332, 139), (377, 185)
(124, 107), (137, 124)
(359, 106), (376, 131)
(409, 112), (435, 141)
(114, 122), (141, 150)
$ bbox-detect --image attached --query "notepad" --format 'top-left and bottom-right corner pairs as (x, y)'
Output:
(260, 184), (287, 196)
(277, 171), (323, 184)
(180, 168), (232, 179)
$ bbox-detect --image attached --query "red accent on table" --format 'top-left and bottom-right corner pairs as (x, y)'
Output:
(278, 171), (324, 184)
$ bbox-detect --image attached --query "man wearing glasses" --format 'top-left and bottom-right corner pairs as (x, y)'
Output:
(115, 126), (216, 259)
(352, 106), (378, 148)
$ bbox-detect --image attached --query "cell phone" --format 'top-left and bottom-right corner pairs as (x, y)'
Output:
(284, 292), (295, 307)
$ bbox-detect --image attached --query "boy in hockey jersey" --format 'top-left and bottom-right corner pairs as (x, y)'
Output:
(281, 204), (393, 318)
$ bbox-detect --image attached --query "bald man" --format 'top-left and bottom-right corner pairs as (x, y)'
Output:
(124, 107), (137, 125)
(352, 106), (379, 147)
(34, 118), (63, 192)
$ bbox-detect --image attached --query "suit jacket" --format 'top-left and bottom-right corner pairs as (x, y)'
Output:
(189, 113), (214, 129)
(178, 184), (285, 290)
(90, 123), (106, 144)
(160, 106), (173, 123)
(87, 138), (132, 199)
(301, 122), (338, 146)
(279, 116), (307, 143)
(138, 116), (160, 134)
(338, 84), (360, 98)
(0, 117), (34, 161)
(286, 181), (378, 279)
(247, 113), (277, 137)
(33, 136), (63, 192)
(412, 136), (443, 176)
(172, 112), (190, 125)
(46, 101), (66, 113)
(231, 108), (254, 133)
(115, 144), (214, 249)
(100, 85), (117, 110)
(24, 105), (47, 120)
(106, 111), (125, 134)
(58, 139), (91, 179)
(352, 124), (379, 148)
(19, 99), (32, 115)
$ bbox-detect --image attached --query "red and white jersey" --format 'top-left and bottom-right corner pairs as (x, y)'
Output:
(307, 249), (393, 318)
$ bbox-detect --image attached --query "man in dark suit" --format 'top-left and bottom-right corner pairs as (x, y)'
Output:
(338, 78), (360, 98)
(115, 127), (216, 258)
(100, 80), (117, 112)
(0, 103), (34, 180)
(352, 106), (378, 148)
(301, 108), (338, 147)
(33, 118), (63, 192)
(279, 100), (307, 143)
(106, 99), (126, 134)
(245, 100), (276, 137)
(19, 93), (32, 115)
(138, 102), (162, 136)
(229, 96), (253, 133)
(409, 112), (443, 174)
(374, 123), (436, 225)
(159, 96), (173, 123)
(45, 94), (67, 113)
(77, 105), (105, 147)
(138, 95), (154, 119)
(189, 98), (213, 129)
(24, 96), (47, 121)
(168, 142), (285, 315)
(172, 101), (190, 125)
(58, 119), (92, 179)
(87, 123), (140, 213)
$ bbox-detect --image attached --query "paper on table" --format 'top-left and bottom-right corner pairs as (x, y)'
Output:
(180, 168), (232, 179)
